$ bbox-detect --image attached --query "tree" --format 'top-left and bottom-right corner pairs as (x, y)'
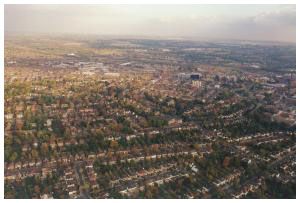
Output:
(223, 156), (230, 168)
(41, 143), (49, 156)
(194, 144), (201, 151)
(119, 137), (128, 148)
(34, 185), (40, 194)
(51, 118), (65, 136)
(31, 149), (39, 160)
(110, 140), (119, 150)
(9, 152), (18, 162)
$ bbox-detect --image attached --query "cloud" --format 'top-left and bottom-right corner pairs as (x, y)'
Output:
(135, 7), (296, 42)
(4, 5), (296, 42)
(218, 8), (296, 42)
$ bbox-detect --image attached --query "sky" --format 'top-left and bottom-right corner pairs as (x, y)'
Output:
(4, 4), (296, 42)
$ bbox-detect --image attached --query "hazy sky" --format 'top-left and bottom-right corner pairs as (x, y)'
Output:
(5, 4), (296, 42)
